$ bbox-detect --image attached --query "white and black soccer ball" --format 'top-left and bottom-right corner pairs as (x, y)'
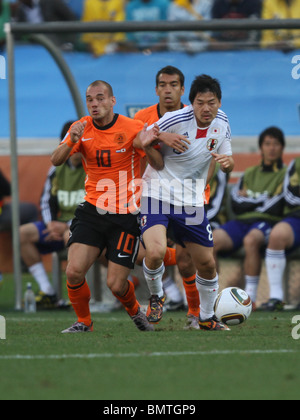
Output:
(214, 287), (252, 326)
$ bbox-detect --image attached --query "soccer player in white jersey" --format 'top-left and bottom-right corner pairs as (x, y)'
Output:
(135, 75), (234, 331)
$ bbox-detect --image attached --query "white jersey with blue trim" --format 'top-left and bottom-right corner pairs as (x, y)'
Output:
(142, 105), (232, 207)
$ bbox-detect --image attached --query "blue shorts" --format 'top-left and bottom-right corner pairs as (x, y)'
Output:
(282, 217), (300, 252)
(34, 221), (65, 255)
(140, 197), (213, 248)
(221, 219), (272, 252)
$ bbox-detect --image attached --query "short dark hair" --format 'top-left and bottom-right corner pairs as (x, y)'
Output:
(258, 126), (285, 149)
(189, 74), (222, 104)
(155, 66), (185, 87)
(87, 80), (114, 97)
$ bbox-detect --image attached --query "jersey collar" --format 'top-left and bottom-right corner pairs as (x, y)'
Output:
(93, 113), (119, 131)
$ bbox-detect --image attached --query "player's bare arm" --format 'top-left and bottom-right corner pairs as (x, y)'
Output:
(51, 121), (87, 166)
(143, 144), (164, 171)
(211, 153), (234, 174)
(157, 131), (190, 154)
(134, 124), (164, 170)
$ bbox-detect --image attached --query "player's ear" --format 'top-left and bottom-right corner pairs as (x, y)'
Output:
(112, 96), (117, 106)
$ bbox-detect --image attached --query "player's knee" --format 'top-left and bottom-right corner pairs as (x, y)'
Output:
(268, 225), (287, 249)
(243, 233), (262, 250)
(19, 224), (34, 245)
(107, 276), (127, 296)
(197, 255), (216, 279)
(177, 255), (194, 277)
(66, 263), (85, 286)
(145, 244), (166, 266)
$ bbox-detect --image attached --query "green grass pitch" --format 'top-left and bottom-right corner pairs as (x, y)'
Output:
(0, 273), (300, 401)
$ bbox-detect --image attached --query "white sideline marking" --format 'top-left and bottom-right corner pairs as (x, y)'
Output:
(0, 349), (297, 361)
(6, 317), (121, 322)
(5, 316), (294, 323)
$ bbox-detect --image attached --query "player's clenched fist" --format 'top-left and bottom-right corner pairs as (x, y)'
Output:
(70, 121), (87, 144)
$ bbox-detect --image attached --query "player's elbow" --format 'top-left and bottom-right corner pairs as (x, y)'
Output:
(153, 159), (164, 171)
(51, 151), (65, 167)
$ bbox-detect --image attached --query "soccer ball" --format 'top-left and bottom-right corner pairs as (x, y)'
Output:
(214, 287), (252, 326)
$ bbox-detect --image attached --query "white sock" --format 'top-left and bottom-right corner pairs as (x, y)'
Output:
(245, 275), (260, 303)
(265, 249), (286, 301)
(163, 275), (183, 303)
(143, 258), (165, 298)
(28, 262), (55, 296)
(196, 273), (219, 321)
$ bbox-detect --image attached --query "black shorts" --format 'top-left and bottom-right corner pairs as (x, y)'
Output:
(68, 202), (140, 269)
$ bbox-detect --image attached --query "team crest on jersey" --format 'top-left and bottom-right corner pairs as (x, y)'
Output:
(207, 138), (218, 151)
(114, 133), (127, 145)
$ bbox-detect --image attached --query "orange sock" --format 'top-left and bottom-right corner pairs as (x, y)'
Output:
(164, 247), (177, 267)
(183, 274), (200, 317)
(67, 279), (92, 327)
(113, 280), (140, 317)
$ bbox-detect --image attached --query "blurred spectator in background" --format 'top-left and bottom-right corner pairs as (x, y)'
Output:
(126, 0), (170, 52)
(213, 126), (287, 309)
(261, 157), (300, 311)
(15, 0), (77, 49)
(0, 169), (38, 230)
(211, 0), (262, 49)
(81, 0), (126, 57)
(0, 0), (11, 52)
(261, 0), (300, 51)
(63, 0), (84, 19)
(168, 0), (213, 53)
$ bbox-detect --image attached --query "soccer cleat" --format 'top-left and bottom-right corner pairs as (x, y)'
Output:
(184, 314), (200, 330)
(199, 315), (230, 331)
(35, 292), (58, 309)
(131, 308), (154, 332)
(164, 298), (185, 312)
(61, 321), (93, 334)
(146, 294), (166, 324)
(259, 299), (284, 312)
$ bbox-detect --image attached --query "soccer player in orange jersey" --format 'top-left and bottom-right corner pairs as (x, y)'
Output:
(134, 66), (202, 330)
(51, 80), (162, 333)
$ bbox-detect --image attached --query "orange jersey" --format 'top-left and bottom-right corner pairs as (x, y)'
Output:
(61, 114), (145, 214)
(134, 104), (161, 126)
(134, 103), (186, 126)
